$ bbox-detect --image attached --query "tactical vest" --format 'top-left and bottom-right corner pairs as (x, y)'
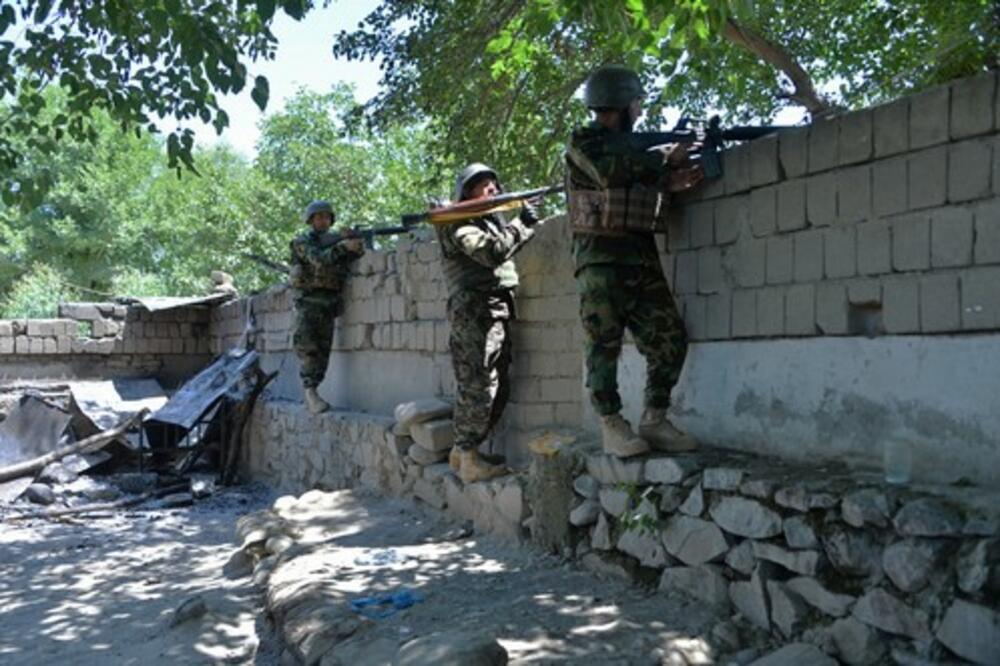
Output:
(565, 146), (669, 236)
(437, 217), (519, 297)
(288, 235), (347, 291)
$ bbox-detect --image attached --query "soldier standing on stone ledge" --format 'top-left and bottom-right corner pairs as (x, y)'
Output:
(289, 200), (365, 414)
(438, 163), (543, 484)
(565, 65), (704, 458)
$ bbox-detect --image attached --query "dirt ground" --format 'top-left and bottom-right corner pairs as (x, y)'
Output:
(0, 482), (281, 665)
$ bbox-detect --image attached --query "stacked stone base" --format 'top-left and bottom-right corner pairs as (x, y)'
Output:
(244, 400), (1000, 664)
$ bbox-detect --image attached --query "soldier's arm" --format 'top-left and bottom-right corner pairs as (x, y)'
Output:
(572, 134), (669, 188)
(292, 237), (359, 269)
(451, 219), (535, 268)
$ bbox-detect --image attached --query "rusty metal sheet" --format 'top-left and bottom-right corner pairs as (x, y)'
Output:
(121, 293), (233, 312)
(69, 379), (168, 450)
(0, 395), (73, 502)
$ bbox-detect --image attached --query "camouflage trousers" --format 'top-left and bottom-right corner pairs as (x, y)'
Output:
(293, 291), (341, 389)
(576, 263), (687, 416)
(447, 290), (514, 450)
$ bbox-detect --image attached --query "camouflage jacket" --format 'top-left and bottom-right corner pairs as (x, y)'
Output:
(288, 229), (364, 292)
(436, 213), (534, 298)
(566, 121), (666, 272)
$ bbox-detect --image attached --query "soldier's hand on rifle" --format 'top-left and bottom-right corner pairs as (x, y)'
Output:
(520, 196), (542, 226)
(662, 142), (690, 166)
(339, 230), (365, 254)
(667, 164), (705, 193)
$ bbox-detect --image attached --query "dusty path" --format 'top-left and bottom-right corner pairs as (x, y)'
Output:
(0, 482), (280, 665)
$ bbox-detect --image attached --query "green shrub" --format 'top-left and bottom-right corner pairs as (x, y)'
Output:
(0, 264), (72, 318)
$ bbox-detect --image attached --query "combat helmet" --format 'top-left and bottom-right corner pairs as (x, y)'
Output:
(583, 65), (643, 109)
(302, 200), (334, 224)
(454, 163), (500, 201)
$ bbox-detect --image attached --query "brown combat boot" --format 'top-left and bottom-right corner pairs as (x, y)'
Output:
(639, 407), (697, 452)
(600, 414), (649, 458)
(457, 449), (508, 484)
(304, 387), (330, 415)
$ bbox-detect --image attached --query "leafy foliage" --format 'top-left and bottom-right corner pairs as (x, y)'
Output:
(0, 263), (73, 318)
(335, 0), (998, 185)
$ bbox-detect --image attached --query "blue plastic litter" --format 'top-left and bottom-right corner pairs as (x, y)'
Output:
(350, 588), (424, 619)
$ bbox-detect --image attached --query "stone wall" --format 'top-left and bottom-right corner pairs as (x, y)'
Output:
(0, 301), (213, 386)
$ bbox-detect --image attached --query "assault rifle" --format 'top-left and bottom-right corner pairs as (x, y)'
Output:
(607, 115), (796, 179)
(401, 184), (564, 227)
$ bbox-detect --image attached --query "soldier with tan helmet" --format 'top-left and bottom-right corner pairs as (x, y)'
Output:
(565, 65), (704, 458)
(438, 163), (542, 483)
(289, 200), (365, 414)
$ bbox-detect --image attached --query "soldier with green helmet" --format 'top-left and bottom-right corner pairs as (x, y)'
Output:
(289, 200), (365, 414)
(438, 162), (542, 483)
(565, 64), (704, 458)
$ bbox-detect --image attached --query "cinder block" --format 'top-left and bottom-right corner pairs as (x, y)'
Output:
(808, 116), (839, 173)
(732, 290), (757, 338)
(766, 236), (793, 284)
(791, 229), (823, 282)
(697, 247), (725, 294)
(0, 337), (12, 354)
(667, 208), (690, 252)
(539, 378), (579, 403)
(56, 335), (72, 354)
(29, 337), (44, 354)
(806, 172), (837, 227)
(674, 251), (698, 295)
(683, 296), (708, 340)
(883, 277), (920, 333)
(777, 179), (807, 232)
(750, 186), (777, 237)
(750, 134), (781, 186)
(892, 214), (930, 271)
(824, 226), (857, 279)
(839, 109), (873, 165)
(974, 199), (1000, 264)
(732, 238), (766, 287)
(15, 336), (29, 353)
(948, 138), (992, 203)
(920, 274), (960, 332)
(908, 145), (948, 211)
(26, 320), (56, 336)
(715, 194), (748, 245)
(857, 219), (892, 276)
(931, 207), (974, 268)
(779, 126), (809, 179)
(723, 144), (751, 194)
(688, 201), (715, 248)
(816, 283), (848, 335)
(785, 284), (816, 336)
(706, 293), (731, 339)
(837, 165), (871, 224)
(961, 267), (1000, 329)
(950, 72), (997, 138)
(873, 156), (908, 217)
(910, 84), (950, 149)
(555, 402), (583, 426)
(874, 97), (909, 157)
(847, 279), (881, 305)
(0, 320), (11, 336)
(756, 288), (785, 337)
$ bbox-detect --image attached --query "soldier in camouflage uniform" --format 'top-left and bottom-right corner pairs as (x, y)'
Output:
(438, 163), (541, 483)
(565, 65), (704, 458)
(289, 200), (365, 414)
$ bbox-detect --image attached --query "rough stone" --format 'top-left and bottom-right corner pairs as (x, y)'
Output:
(679, 484), (705, 517)
(618, 526), (670, 568)
(766, 580), (809, 638)
(24, 483), (56, 505)
(935, 599), (1000, 666)
(396, 630), (508, 666)
(591, 512), (613, 550)
(786, 577), (855, 618)
(580, 551), (636, 584)
(569, 499), (600, 527)
(598, 487), (630, 517)
(412, 478), (447, 509)
(662, 515), (729, 566)
(710, 497), (783, 539)
(752, 541), (824, 576)
(739, 478), (778, 500)
(829, 617), (886, 665)
(408, 444), (448, 466)
(702, 467), (745, 491)
(841, 489), (892, 528)
(893, 497), (964, 537)
(956, 538), (1000, 594)
(585, 454), (644, 485)
(658, 485), (686, 513)
(773, 484), (837, 512)
(393, 399), (452, 430)
(643, 456), (700, 485)
(747, 643), (837, 666)
(659, 565), (730, 610)
(882, 539), (948, 593)
(851, 588), (930, 640)
(782, 516), (819, 549)
(572, 474), (600, 499)
(37, 462), (79, 485)
(725, 540), (755, 576)
(822, 526), (882, 578)
(730, 565), (773, 630)
(409, 419), (455, 452)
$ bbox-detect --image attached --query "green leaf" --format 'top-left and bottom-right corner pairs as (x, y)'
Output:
(250, 75), (269, 111)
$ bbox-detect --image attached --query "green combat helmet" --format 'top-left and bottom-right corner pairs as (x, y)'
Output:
(302, 200), (334, 224)
(454, 163), (499, 201)
(583, 65), (643, 109)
